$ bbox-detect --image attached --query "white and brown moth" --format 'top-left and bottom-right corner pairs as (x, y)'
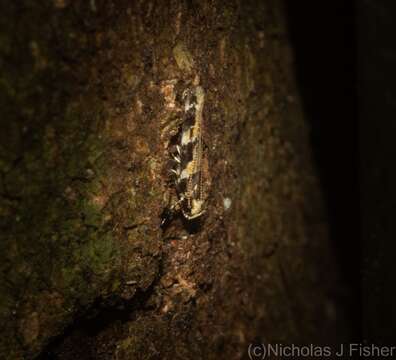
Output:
(165, 85), (208, 222)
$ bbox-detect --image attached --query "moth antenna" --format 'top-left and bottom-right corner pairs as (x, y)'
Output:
(176, 145), (181, 155)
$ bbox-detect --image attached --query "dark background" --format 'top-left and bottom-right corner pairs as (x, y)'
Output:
(285, 0), (396, 345)
(357, 1), (396, 345)
(284, 0), (360, 341)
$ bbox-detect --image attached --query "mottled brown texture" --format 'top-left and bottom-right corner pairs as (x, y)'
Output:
(0, 1), (351, 359)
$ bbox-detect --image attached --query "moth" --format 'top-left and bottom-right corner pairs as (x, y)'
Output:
(164, 85), (208, 223)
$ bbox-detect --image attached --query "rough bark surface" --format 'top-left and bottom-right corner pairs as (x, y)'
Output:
(0, 1), (349, 359)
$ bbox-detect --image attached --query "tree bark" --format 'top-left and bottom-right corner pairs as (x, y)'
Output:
(0, 1), (351, 359)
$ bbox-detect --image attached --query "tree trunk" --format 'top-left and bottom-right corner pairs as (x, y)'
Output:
(0, 1), (351, 359)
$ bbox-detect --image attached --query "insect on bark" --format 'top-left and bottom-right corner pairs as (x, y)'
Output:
(163, 85), (209, 224)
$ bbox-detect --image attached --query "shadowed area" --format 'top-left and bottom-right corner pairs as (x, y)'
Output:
(284, 0), (360, 340)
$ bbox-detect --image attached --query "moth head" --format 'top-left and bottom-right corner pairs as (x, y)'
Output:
(183, 198), (205, 220)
